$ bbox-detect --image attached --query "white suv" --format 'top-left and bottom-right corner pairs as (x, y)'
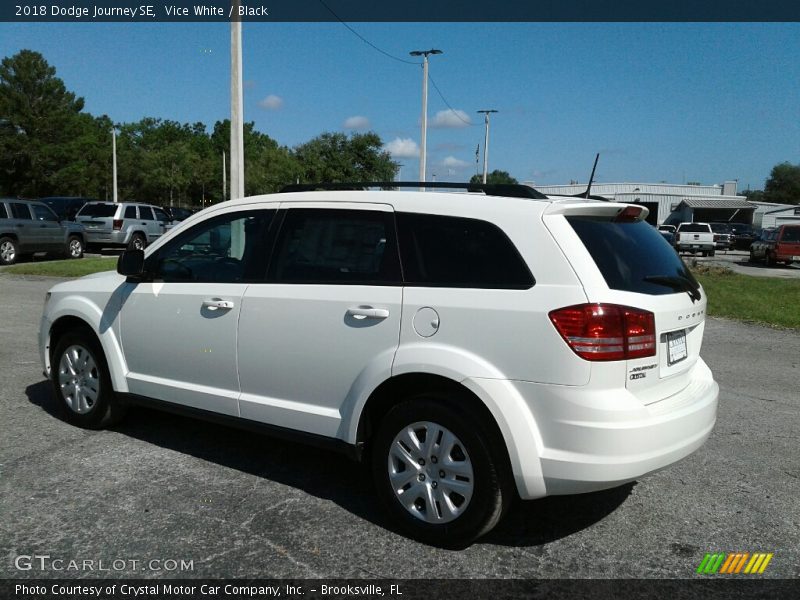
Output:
(39, 185), (719, 546)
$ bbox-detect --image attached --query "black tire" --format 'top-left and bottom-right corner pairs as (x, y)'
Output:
(128, 233), (146, 251)
(371, 395), (513, 548)
(66, 235), (84, 260)
(765, 252), (774, 267)
(51, 327), (126, 429)
(749, 250), (757, 263)
(709, 249), (716, 257)
(0, 236), (18, 265)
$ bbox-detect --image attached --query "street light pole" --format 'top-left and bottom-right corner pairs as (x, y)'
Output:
(111, 128), (118, 203)
(477, 109), (498, 184)
(410, 49), (442, 188)
(230, 4), (244, 201)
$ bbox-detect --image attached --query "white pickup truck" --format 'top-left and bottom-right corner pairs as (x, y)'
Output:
(675, 222), (715, 256)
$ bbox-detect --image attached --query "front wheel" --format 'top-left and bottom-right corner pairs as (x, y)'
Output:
(0, 236), (18, 265)
(51, 328), (126, 429)
(371, 396), (513, 547)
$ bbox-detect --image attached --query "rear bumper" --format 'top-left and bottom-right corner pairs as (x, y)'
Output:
(84, 230), (128, 246)
(510, 359), (718, 497)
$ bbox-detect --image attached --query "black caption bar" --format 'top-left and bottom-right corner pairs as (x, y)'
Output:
(2, 0), (800, 22)
(4, 579), (800, 600)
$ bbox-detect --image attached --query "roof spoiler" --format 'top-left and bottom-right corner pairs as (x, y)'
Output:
(279, 181), (549, 200)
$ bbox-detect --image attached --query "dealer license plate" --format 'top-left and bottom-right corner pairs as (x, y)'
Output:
(667, 330), (688, 365)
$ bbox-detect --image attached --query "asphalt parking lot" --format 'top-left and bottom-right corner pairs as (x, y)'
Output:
(1, 273), (798, 579)
(693, 249), (800, 279)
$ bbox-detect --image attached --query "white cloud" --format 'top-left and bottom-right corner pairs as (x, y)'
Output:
(258, 94), (284, 110)
(384, 137), (420, 158)
(343, 116), (370, 130)
(442, 156), (470, 169)
(429, 109), (472, 129)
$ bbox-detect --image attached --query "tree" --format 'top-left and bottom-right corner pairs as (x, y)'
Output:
(469, 170), (518, 185)
(764, 162), (800, 205)
(0, 50), (90, 197)
(738, 189), (765, 203)
(294, 132), (397, 183)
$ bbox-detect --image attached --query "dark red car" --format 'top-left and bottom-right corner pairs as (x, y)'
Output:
(749, 225), (800, 266)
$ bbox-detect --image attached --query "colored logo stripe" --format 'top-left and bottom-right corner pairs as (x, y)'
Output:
(698, 552), (773, 574)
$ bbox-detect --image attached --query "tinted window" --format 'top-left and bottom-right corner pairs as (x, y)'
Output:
(150, 210), (274, 283)
(678, 223), (710, 233)
(0, 203), (8, 219)
(10, 203), (33, 220)
(396, 213), (533, 289)
(153, 208), (169, 222)
(78, 203), (117, 217)
(781, 228), (800, 243)
(270, 209), (400, 284)
(568, 217), (699, 296)
(140, 206), (155, 220)
(709, 223), (731, 233)
(124, 206), (137, 219)
(32, 204), (58, 221)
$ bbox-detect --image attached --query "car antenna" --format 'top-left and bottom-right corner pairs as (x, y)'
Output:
(584, 153), (600, 199)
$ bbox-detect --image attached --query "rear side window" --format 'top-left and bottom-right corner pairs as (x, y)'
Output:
(124, 206), (137, 219)
(568, 217), (699, 296)
(396, 213), (533, 289)
(781, 228), (800, 243)
(78, 204), (117, 217)
(269, 209), (400, 284)
(10, 203), (33, 220)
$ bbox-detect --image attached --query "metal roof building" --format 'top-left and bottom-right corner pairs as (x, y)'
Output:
(527, 181), (751, 225)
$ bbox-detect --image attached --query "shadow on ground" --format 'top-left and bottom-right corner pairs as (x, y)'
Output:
(26, 379), (631, 548)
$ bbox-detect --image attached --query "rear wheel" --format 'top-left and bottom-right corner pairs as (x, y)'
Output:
(372, 395), (513, 547)
(128, 233), (146, 251)
(66, 236), (84, 259)
(51, 327), (126, 429)
(0, 236), (18, 265)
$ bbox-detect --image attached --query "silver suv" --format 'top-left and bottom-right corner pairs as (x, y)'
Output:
(0, 199), (86, 265)
(75, 201), (170, 251)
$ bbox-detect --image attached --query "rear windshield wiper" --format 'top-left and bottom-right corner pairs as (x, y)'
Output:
(644, 275), (702, 303)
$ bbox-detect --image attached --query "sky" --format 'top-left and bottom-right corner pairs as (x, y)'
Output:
(1, 21), (799, 191)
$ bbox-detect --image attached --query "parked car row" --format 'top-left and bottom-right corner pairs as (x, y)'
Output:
(657, 221), (772, 255)
(0, 197), (201, 265)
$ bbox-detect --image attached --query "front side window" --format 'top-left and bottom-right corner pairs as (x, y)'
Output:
(396, 212), (534, 289)
(149, 210), (274, 283)
(780, 228), (800, 243)
(153, 207), (169, 222)
(269, 209), (400, 284)
(140, 206), (155, 221)
(32, 204), (58, 222)
(0, 203), (9, 219)
(10, 203), (33, 220)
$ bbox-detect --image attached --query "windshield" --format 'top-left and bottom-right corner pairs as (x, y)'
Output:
(567, 216), (699, 296)
(77, 203), (116, 218)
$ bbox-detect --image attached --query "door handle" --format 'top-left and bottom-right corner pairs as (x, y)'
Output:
(347, 306), (390, 320)
(202, 299), (235, 310)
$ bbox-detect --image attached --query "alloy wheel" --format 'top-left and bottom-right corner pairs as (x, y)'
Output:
(58, 344), (101, 414)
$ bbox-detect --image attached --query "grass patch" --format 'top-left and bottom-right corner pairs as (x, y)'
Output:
(4, 257), (117, 278)
(692, 266), (800, 329)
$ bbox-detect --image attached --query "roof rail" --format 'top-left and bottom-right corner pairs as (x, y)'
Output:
(278, 181), (549, 200)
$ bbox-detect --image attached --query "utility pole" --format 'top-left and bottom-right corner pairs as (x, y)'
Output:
(477, 109), (498, 184)
(230, 3), (244, 201)
(111, 128), (118, 203)
(409, 49), (442, 188)
(222, 150), (227, 202)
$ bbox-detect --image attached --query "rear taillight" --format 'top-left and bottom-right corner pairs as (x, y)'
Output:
(713, 234), (720, 242)
(549, 303), (656, 361)
(112, 219), (123, 230)
(614, 205), (645, 223)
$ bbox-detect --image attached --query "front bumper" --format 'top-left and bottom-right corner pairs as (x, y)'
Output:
(512, 359), (719, 496)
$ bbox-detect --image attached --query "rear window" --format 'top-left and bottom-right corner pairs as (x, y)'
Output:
(567, 217), (699, 296)
(78, 203), (117, 218)
(709, 223), (730, 233)
(678, 223), (710, 233)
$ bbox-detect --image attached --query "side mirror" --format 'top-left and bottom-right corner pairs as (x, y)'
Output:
(117, 249), (146, 280)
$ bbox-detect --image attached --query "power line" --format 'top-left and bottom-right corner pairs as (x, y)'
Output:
(318, 0), (420, 65)
(428, 74), (478, 127)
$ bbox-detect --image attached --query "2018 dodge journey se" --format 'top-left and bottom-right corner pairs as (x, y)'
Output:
(39, 183), (719, 546)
